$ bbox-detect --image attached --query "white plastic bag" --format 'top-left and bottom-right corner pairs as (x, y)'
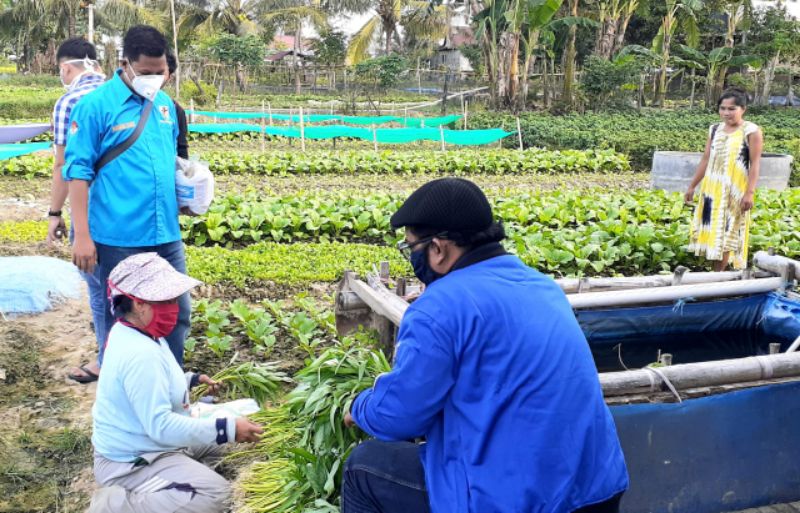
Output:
(189, 398), (260, 419)
(175, 157), (215, 215)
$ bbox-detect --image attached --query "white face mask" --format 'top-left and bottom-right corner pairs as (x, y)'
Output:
(60, 57), (101, 90)
(127, 65), (165, 102)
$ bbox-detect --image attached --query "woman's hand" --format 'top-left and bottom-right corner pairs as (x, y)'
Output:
(198, 374), (221, 395)
(684, 186), (696, 204)
(740, 191), (755, 212)
(235, 417), (263, 443)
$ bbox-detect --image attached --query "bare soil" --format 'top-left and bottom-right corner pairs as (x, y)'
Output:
(0, 294), (98, 513)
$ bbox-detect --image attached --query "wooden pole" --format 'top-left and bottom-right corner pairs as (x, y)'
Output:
(299, 106), (306, 152)
(330, 100), (334, 115)
(169, 0), (180, 99)
(189, 98), (196, 123)
(516, 116), (523, 151)
(260, 100), (266, 152)
(268, 102), (273, 126)
(464, 100), (468, 130)
(439, 125), (446, 152)
(372, 124), (378, 152)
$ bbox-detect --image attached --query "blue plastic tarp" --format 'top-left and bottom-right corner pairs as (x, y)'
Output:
(0, 142), (52, 160)
(0, 256), (82, 315)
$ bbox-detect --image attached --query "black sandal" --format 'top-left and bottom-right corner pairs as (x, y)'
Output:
(68, 364), (99, 384)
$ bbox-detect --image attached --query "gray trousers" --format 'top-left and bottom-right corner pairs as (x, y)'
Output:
(88, 445), (230, 513)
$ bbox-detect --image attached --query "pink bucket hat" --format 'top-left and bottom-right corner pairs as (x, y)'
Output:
(108, 253), (201, 302)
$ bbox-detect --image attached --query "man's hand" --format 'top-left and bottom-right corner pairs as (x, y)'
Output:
(72, 234), (97, 273)
(198, 374), (221, 395)
(344, 412), (356, 429)
(740, 191), (755, 212)
(235, 417), (263, 443)
(46, 217), (67, 244)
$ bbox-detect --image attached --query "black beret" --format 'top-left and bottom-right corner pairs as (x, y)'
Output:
(390, 178), (494, 232)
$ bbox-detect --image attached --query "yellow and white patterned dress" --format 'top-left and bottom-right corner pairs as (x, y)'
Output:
(688, 121), (759, 269)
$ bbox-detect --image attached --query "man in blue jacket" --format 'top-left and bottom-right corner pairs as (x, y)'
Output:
(64, 25), (190, 373)
(343, 178), (628, 513)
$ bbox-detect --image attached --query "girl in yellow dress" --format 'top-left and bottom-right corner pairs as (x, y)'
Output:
(685, 88), (764, 271)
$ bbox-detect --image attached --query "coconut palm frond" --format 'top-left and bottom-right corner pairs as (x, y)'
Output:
(346, 15), (380, 64)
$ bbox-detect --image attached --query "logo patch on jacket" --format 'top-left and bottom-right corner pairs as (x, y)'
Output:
(69, 121), (78, 135)
(159, 105), (171, 122)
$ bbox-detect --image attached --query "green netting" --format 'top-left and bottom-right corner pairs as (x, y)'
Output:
(188, 110), (462, 127)
(189, 123), (262, 134)
(188, 123), (514, 146)
(0, 142), (52, 161)
(403, 115), (463, 128)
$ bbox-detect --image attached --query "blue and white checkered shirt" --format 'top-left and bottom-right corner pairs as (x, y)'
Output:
(52, 73), (105, 146)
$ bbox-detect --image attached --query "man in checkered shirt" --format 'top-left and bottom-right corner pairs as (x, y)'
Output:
(46, 37), (106, 383)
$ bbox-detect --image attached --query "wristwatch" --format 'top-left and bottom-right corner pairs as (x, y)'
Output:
(48, 210), (62, 218)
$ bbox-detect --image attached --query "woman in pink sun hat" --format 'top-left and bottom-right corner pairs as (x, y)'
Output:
(88, 252), (262, 513)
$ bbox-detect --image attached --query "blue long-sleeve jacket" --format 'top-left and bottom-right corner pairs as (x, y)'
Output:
(351, 254), (628, 513)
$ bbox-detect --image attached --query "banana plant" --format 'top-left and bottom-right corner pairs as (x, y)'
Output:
(676, 44), (762, 108)
(650, 0), (703, 107)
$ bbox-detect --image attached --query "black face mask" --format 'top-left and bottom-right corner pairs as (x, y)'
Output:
(410, 247), (442, 285)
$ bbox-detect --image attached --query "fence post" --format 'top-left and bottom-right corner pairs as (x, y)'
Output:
(440, 125), (446, 152)
(372, 124), (378, 152)
(516, 117), (523, 151)
(260, 100), (266, 152)
(417, 58), (422, 94)
(300, 106), (306, 152)
(464, 99), (468, 130)
(189, 98), (196, 123)
(268, 102), (273, 126)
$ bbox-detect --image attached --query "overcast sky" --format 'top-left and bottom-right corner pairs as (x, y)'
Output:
(753, 0), (800, 16)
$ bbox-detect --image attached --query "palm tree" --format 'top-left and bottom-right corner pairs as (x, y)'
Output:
(0, 0), (85, 70)
(261, 0), (329, 93)
(177, 0), (263, 36)
(346, 0), (449, 64)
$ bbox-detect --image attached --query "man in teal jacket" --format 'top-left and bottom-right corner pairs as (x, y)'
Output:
(343, 178), (628, 513)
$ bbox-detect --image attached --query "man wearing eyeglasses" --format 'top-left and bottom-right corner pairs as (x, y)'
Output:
(342, 178), (628, 513)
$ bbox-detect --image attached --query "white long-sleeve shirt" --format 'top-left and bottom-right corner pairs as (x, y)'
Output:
(92, 322), (235, 462)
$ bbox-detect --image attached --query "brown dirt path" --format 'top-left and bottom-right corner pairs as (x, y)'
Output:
(0, 293), (98, 512)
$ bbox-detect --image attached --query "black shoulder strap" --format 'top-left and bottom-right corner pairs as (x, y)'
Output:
(710, 123), (719, 140)
(94, 100), (154, 173)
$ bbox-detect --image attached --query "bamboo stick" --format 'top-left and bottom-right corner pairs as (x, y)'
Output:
(568, 277), (785, 310)
(268, 102), (273, 126)
(372, 124), (378, 152)
(516, 116), (523, 151)
(440, 125), (446, 152)
(754, 251), (800, 277)
(600, 352), (800, 397)
(189, 98), (196, 123)
(464, 100), (468, 130)
(299, 106), (306, 152)
(556, 271), (767, 294)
